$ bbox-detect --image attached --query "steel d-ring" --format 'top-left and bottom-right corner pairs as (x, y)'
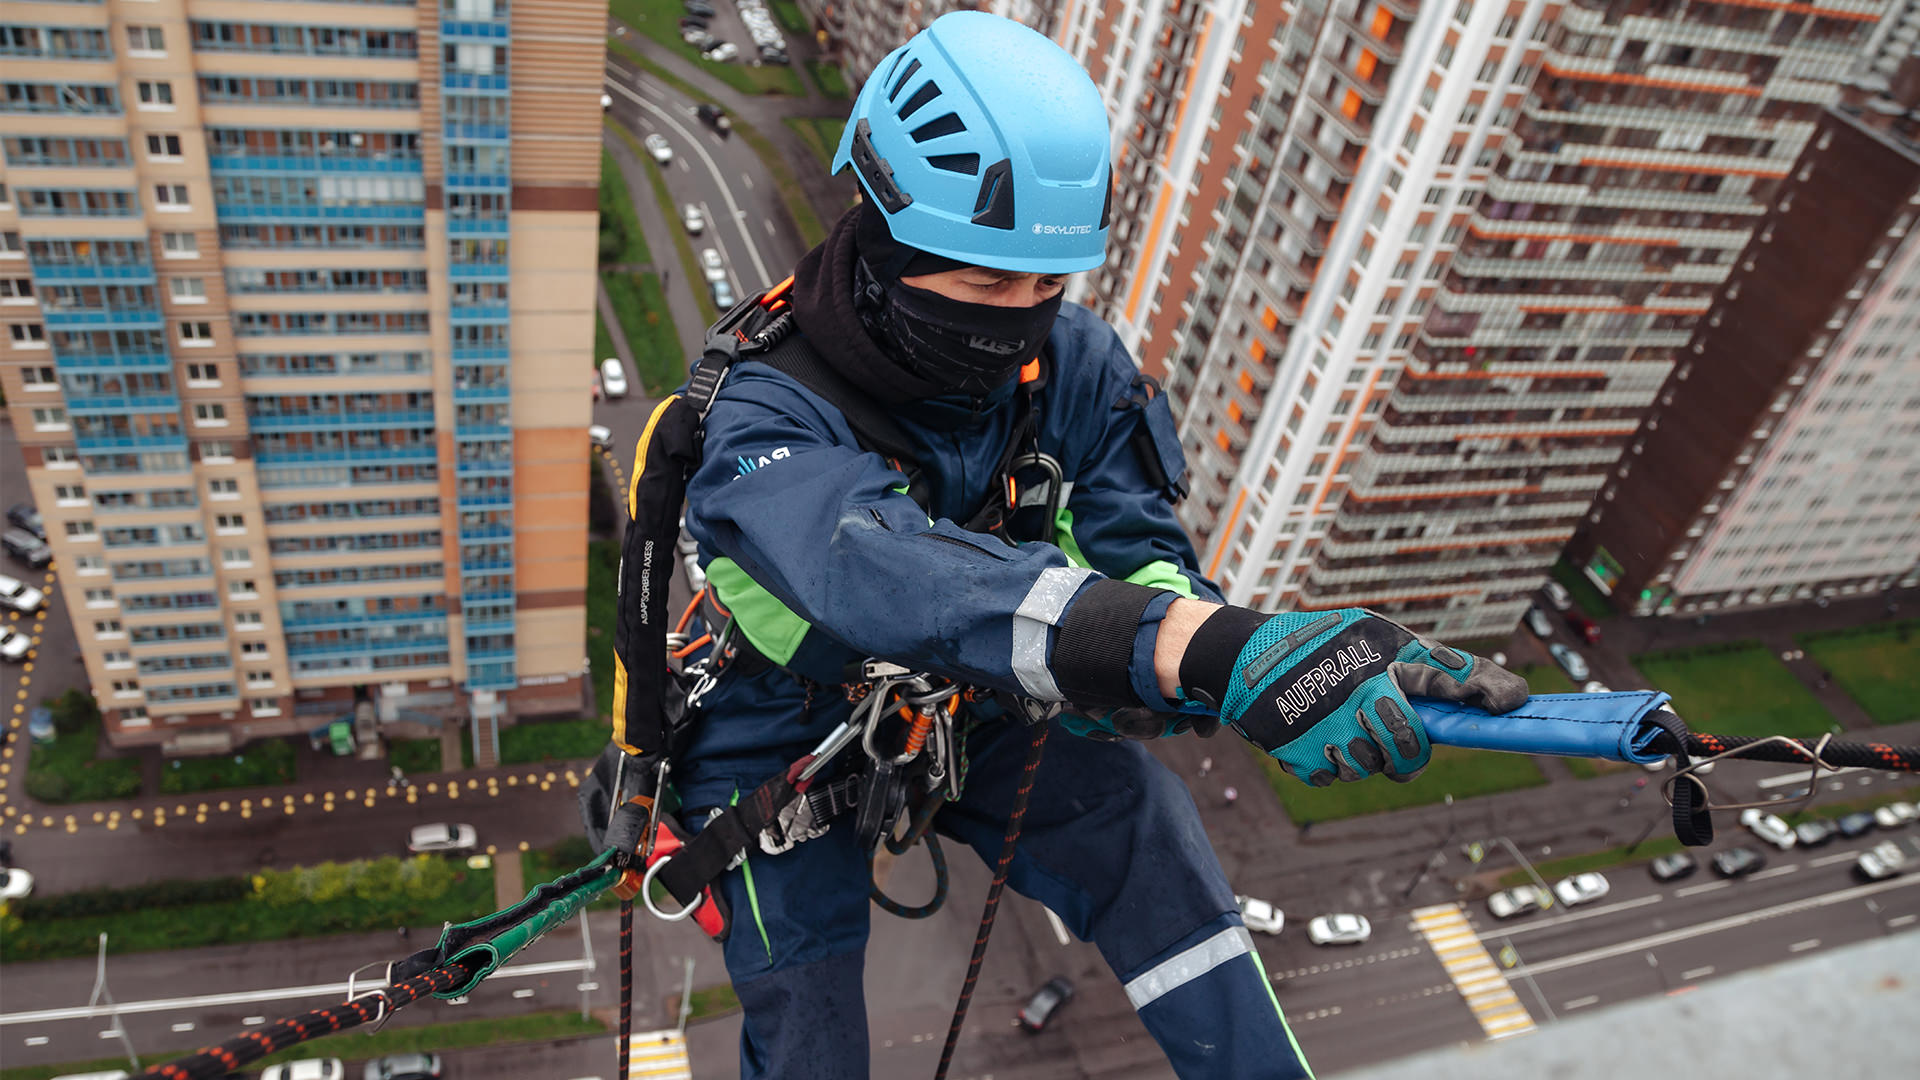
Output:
(640, 854), (705, 922)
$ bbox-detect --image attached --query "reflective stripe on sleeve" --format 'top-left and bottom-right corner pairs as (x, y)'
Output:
(1011, 566), (1095, 701)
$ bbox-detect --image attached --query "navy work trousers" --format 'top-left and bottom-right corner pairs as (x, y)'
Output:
(691, 718), (1314, 1079)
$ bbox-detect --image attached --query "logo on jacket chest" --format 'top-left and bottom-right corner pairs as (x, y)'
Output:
(735, 446), (791, 477)
(1272, 640), (1384, 725)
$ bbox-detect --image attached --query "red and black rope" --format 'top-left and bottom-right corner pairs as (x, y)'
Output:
(933, 719), (1050, 1080)
(141, 957), (480, 1079)
(618, 898), (636, 1079)
(1682, 732), (1920, 773)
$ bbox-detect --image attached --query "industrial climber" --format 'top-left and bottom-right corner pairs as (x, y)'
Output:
(655, 11), (1529, 1078)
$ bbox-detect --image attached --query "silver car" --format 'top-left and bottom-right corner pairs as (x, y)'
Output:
(0, 573), (45, 614)
(407, 822), (477, 854)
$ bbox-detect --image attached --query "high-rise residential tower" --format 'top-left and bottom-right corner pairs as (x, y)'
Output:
(0, 0), (606, 753)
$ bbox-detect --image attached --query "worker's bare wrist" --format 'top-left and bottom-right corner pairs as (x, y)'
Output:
(1153, 598), (1222, 701)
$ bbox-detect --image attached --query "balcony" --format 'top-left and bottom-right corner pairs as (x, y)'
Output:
(254, 446), (437, 465)
(443, 73), (509, 92)
(41, 306), (164, 329)
(249, 409), (437, 430)
(29, 262), (153, 284)
(448, 262), (509, 282)
(1336, 12), (1409, 63)
(64, 394), (180, 415)
(287, 636), (451, 659)
(215, 204), (425, 223)
(452, 382), (509, 403)
(74, 433), (188, 451)
(448, 303), (509, 322)
(441, 19), (510, 41)
(51, 350), (172, 370)
(208, 153), (424, 174)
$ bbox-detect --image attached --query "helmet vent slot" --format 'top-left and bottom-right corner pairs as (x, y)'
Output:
(888, 58), (923, 102)
(927, 153), (980, 175)
(909, 112), (966, 143)
(970, 158), (1015, 230)
(896, 80), (943, 121)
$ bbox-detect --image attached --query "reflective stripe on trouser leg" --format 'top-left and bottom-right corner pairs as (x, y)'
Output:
(1126, 914), (1312, 1080)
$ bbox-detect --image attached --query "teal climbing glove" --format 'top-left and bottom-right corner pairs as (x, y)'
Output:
(1177, 608), (1528, 786)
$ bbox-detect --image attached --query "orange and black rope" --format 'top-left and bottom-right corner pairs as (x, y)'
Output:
(1681, 732), (1919, 773)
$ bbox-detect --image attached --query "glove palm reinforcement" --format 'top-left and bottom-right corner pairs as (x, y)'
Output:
(1179, 608), (1528, 786)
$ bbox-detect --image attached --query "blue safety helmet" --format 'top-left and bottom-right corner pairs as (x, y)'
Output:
(831, 11), (1112, 275)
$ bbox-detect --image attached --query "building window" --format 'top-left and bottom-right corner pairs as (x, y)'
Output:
(136, 81), (174, 108)
(235, 611), (264, 630)
(209, 477), (239, 499)
(228, 578), (258, 599)
(178, 320), (213, 345)
(65, 518), (96, 538)
(154, 183), (190, 210)
(54, 482), (86, 505)
(145, 133), (183, 159)
(71, 553), (106, 574)
(1496, 15), (1518, 37)
(11, 322), (47, 347)
(1423, 186), (1446, 205)
(126, 26), (166, 54)
(103, 650), (133, 669)
(215, 513), (246, 534)
(95, 619), (124, 638)
(20, 363), (56, 388)
(222, 546), (252, 568)
(250, 696), (281, 717)
(1, 230), (22, 255)
(192, 402), (228, 426)
(186, 362), (219, 384)
(112, 679), (141, 698)
(31, 405), (68, 430)
(0, 278), (33, 302)
(240, 640), (268, 657)
(85, 587), (115, 608)
(200, 440), (235, 462)
(1477, 59), (1499, 82)
(169, 276), (205, 303)
(45, 445), (79, 467)
(161, 231), (197, 257)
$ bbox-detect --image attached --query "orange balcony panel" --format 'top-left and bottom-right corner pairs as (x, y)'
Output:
(1342, 89), (1362, 119)
(1227, 400), (1244, 423)
(1370, 6), (1394, 38)
(1215, 429), (1232, 451)
(1580, 156), (1788, 179)
(1260, 306), (1279, 332)
(1356, 49), (1378, 82)
(1539, 63), (1762, 97)
(1238, 371), (1256, 393)
(1346, 483), (1539, 503)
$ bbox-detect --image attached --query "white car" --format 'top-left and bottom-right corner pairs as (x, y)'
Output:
(643, 133), (673, 164)
(0, 573), (45, 614)
(1552, 872), (1610, 908)
(0, 867), (33, 901)
(0, 627), (29, 663)
(704, 42), (739, 63)
(1524, 607), (1552, 638)
(681, 203), (706, 235)
(1873, 801), (1918, 829)
(1548, 643), (1589, 681)
(600, 357), (629, 399)
(600, 92), (612, 111)
(1306, 913), (1371, 946)
(588, 424), (613, 450)
(1581, 681), (1610, 693)
(1235, 894), (1284, 935)
(700, 247), (727, 283)
(1543, 581), (1573, 611)
(262, 1060), (344, 1080)
(1486, 885), (1550, 920)
(1740, 808), (1797, 851)
(407, 822), (477, 854)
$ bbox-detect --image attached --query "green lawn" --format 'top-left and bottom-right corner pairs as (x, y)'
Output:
(1513, 663), (1578, 696)
(4, 1011), (605, 1080)
(606, 39), (828, 248)
(386, 737), (443, 775)
(1631, 640), (1837, 738)
(609, 0), (804, 95)
(159, 738), (296, 795)
(1255, 743), (1548, 824)
(2, 857), (491, 962)
(1551, 558), (1616, 619)
(783, 115), (846, 170)
(771, 0), (810, 35)
(806, 59), (849, 99)
(1495, 835), (1687, 888)
(599, 147), (651, 267)
(601, 269), (683, 395)
(23, 718), (142, 803)
(1797, 619), (1920, 725)
(588, 539), (618, 718)
(498, 717), (608, 767)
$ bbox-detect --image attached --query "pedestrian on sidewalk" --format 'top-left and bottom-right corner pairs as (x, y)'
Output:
(1223, 785), (1239, 808)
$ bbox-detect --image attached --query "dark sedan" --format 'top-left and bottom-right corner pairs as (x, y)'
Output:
(1712, 846), (1767, 878)
(1017, 976), (1075, 1033)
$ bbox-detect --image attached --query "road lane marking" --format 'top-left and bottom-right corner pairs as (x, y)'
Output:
(24, 1036), (48, 1046)
(1681, 966), (1715, 980)
(1810, 851), (1861, 867)
(628, 1028), (692, 1079)
(512, 989), (536, 999)
(1675, 881), (1729, 898)
(170, 1022), (195, 1032)
(1411, 903), (1535, 1040)
(1486, 893), (1664, 939)
(1889, 914), (1917, 928)
(1760, 767), (1859, 788)
(1749, 864), (1800, 881)
(1563, 995), (1600, 1010)
(1511, 872), (1920, 979)
(742, 173), (754, 189)
(1788, 938), (1822, 952)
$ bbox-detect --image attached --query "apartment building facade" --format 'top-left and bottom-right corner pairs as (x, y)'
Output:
(1565, 90), (1920, 615)
(0, 0), (605, 752)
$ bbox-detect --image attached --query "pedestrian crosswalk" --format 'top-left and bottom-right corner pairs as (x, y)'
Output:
(1411, 903), (1536, 1041)
(628, 1029), (693, 1079)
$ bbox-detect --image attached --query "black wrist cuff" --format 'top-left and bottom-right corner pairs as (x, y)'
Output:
(1053, 578), (1167, 710)
(1178, 606), (1271, 705)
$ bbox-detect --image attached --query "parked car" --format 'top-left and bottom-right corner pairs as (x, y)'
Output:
(703, 41), (739, 63)
(1524, 606), (1553, 638)
(1486, 885), (1550, 920)
(600, 357), (629, 399)
(710, 278), (736, 308)
(600, 92), (612, 111)
(0, 627), (30, 662)
(759, 45), (790, 64)
(681, 28), (718, 50)
(1551, 872), (1611, 908)
(1305, 913), (1372, 946)
(0, 573), (46, 614)
(1016, 976), (1074, 1032)
(1235, 894), (1284, 935)
(1740, 808), (1797, 850)
(1582, 681), (1611, 693)
(1543, 581), (1573, 611)
(643, 133), (674, 164)
(1548, 642), (1589, 681)
(1712, 846), (1767, 878)
(2, 528), (51, 569)
(681, 203), (706, 235)
(700, 247), (727, 283)
(1837, 811), (1877, 839)
(696, 102), (733, 136)
(1564, 611), (1601, 645)
(362, 1053), (441, 1080)
(6, 504), (44, 540)
(588, 425), (613, 450)
(0, 867), (32, 901)
(262, 1061), (344, 1080)
(683, 0), (716, 15)
(1855, 836), (1920, 882)
(1874, 801), (1919, 829)
(1792, 819), (1835, 847)
(1648, 851), (1698, 882)
(678, 14), (710, 29)
(407, 823), (477, 854)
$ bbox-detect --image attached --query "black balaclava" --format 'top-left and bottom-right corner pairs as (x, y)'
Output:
(850, 203), (1064, 398)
